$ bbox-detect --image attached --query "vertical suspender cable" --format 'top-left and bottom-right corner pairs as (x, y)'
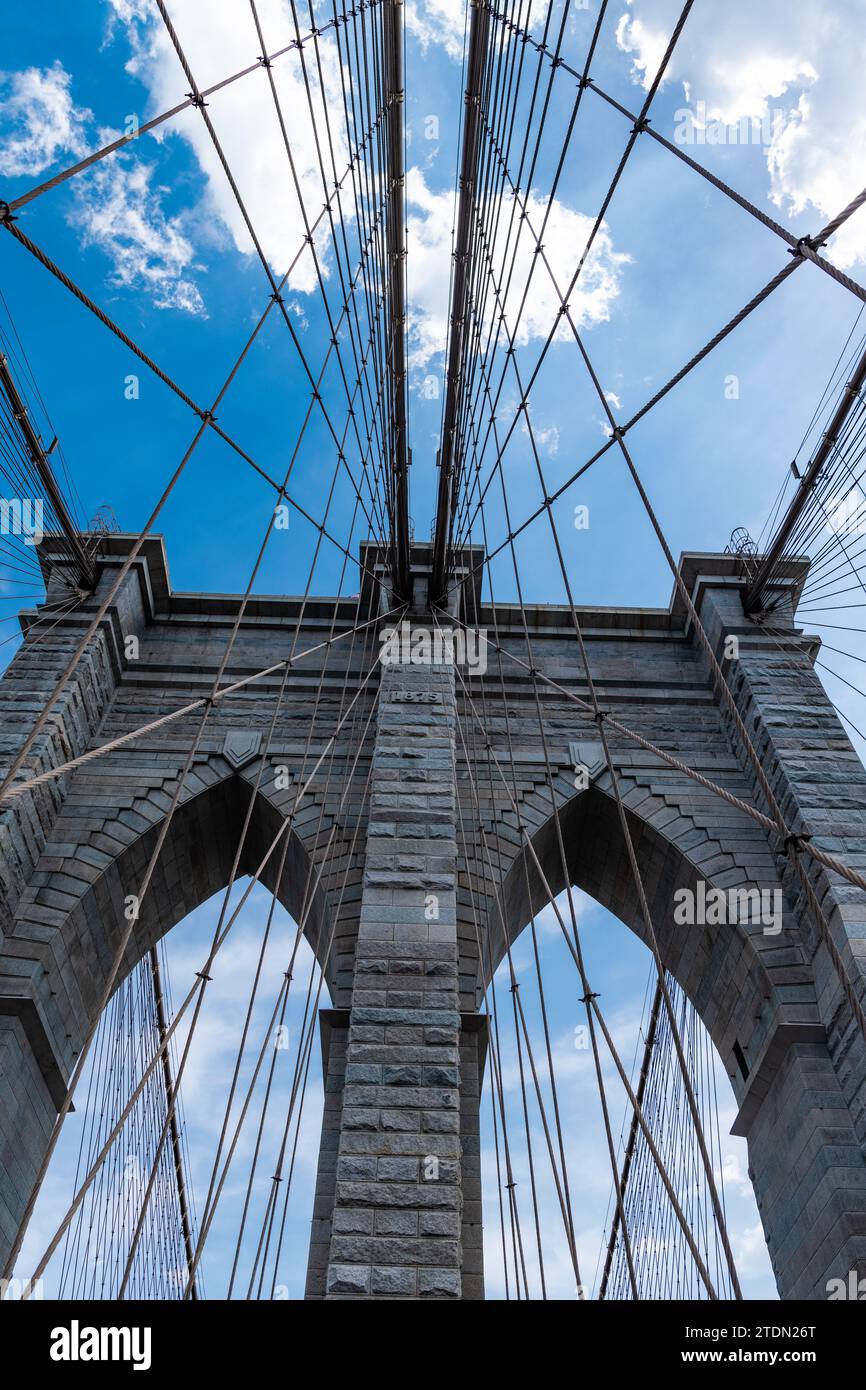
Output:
(598, 978), (663, 1299)
(383, 0), (412, 599)
(744, 339), (866, 611)
(0, 352), (95, 588)
(149, 947), (199, 1300)
(430, 0), (490, 605)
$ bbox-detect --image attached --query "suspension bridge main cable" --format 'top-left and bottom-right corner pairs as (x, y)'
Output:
(0, 83), (397, 802)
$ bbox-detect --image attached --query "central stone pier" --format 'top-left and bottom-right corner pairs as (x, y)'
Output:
(305, 577), (485, 1298)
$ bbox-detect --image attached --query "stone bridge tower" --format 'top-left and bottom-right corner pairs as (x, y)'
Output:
(1, 535), (865, 1299)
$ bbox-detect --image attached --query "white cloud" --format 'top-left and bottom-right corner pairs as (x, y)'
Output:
(405, 0), (467, 63)
(0, 60), (207, 315)
(523, 419), (560, 455)
(0, 60), (89, 176)
(616, 0), (866, 267)
(74, 152), (207, 315)
(734, 1220), (775, 1276)
(106, 0), (351, 293)
(405, 0), (550, 65)
(719, 1147), (754, 1199)
(104, 0), (152, 28)
(535, 889), (594, 938)
(405, 168), (455, 369)
(406, 166), (629, 372)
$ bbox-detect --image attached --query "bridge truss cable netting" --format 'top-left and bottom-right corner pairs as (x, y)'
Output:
(745, 318), (866, 751)
(2, 0), (866, 1303)
(57, 943), (201, 1300)
(600, 974), (736, 1301)
(431, 0), (866, 1302)
(0, 0), (408, 1300)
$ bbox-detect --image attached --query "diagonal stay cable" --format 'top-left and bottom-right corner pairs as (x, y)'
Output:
(456, 420), (641, 1296)
(451, 32), (866, 553)
(8, 394), (382, 1288)
(444, 638), (720, 1298)
(243, 680), (383, 1297)
(450, 668), (528, 1298)
(434, 591), (866, 908)
(453, 11), (866, 546)
(1, 611), (382, 800)
(8, 232), (394, 1279)
(446, 617), (584, 1294)
(3, 160), (398, 808)
(245, 567), (389, 1298)
(568, 309), (866, 1049)
(111, 237), (396, 1290)
(2, 3), (382, 217)
(0, 129), (395, 802)
(0, 87), (392, 564)
(189, 615), (380, 1295)
(467, 324), (743, 1297)
(191, 555), (382, 1296)
(154, 0), (391, 551)
(189, 519), (379, 1293)
(256, 0), (394, 544)
(2, 152), (384, 505)
(450, 0), (590, 516)
(435, 0), (578, 595)
(453, 182), (866, 612)
(480, 2), (866, 305)
(16, 631), (393, 1297)
(123, 389), (389, 1289)
(451, 0), (695, 554)
(117, 394), (386, 1295)
(247, 0), (393, 560)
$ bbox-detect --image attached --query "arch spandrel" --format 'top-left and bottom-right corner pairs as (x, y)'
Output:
(488, 779), (819, 1101)
(1, 754), (339, 1098)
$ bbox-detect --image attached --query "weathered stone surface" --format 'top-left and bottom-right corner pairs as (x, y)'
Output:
(327, 1264), (370, 1296)
(317, 649), (465, 1298)
(1, 540), (864, 1301)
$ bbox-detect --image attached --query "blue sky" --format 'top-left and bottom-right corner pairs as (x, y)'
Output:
(2, 0), (864, 614)
(4, 0), (866, 1299)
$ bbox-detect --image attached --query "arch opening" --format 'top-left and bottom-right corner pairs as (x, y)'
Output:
(2, 765), (345, 1296)
(486, 782), (796, 1071)
(478, 885), (778, 1299)
(469, 781), (810, 1300)
(12, 767), (338, 1066)
(16, 876), (330, 1300)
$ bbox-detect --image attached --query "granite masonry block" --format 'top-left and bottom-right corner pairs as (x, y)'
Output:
(3, 547), (864, 1305)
